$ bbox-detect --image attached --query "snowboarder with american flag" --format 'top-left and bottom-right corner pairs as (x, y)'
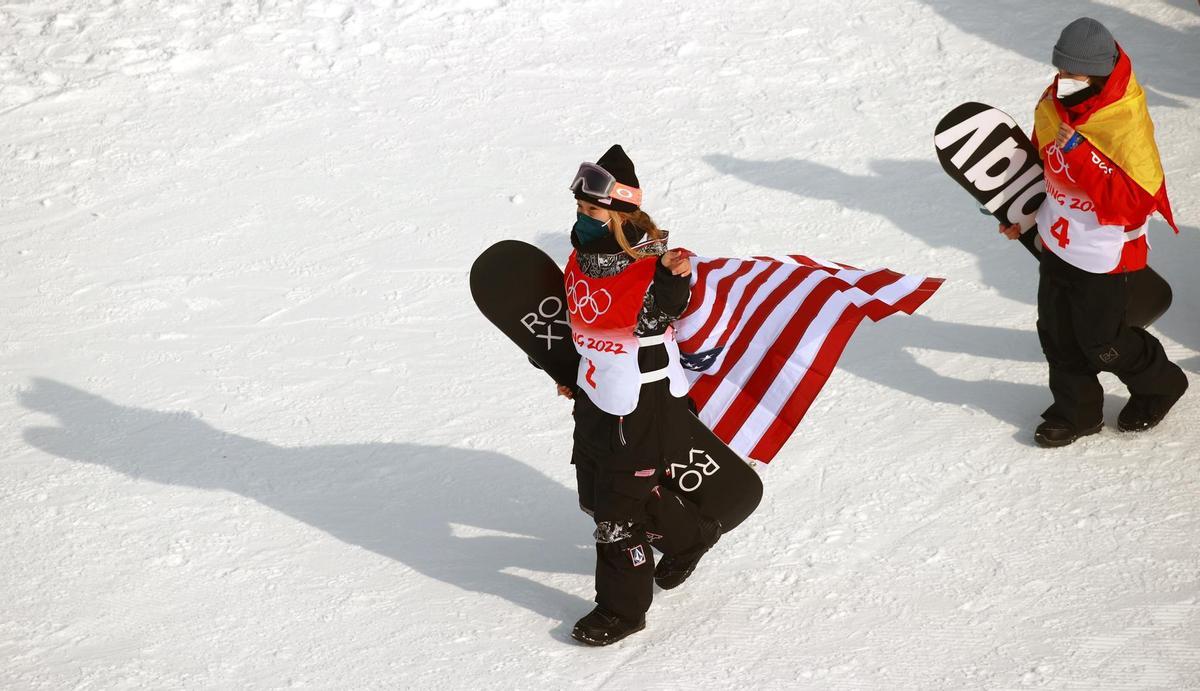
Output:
(561, 144), (721, 646)
(557, 144), (943, 646)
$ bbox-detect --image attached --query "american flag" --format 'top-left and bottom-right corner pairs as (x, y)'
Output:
(674, 253), (943, 464)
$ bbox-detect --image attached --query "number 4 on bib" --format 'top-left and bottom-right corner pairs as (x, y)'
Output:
(1049, 217), (1070, 248)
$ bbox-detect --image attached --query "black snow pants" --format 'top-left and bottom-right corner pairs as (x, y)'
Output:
(1036, 250), (1186, 430)
(571, 380), (708, 622)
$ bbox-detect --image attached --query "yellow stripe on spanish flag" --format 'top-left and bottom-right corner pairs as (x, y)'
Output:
(1034, 62), (1164, 198)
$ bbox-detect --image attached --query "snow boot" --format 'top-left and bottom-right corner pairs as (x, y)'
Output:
(654, 515), (721, 590)
(1118, 393), (1183, 432)
(1034, 419), (1102, 448)
(1119, 364), (1187, 432)
(570, 606), (645, 646)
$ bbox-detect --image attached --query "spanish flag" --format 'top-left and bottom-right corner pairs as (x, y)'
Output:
(1034, 47), (1178, 232)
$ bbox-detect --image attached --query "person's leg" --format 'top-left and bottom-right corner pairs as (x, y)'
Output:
(574, 454), (596, 518)
(1036, 256), (1104, 443)
(1065, 270), (1189, 431)
(592, 536), (652, 616)
(646, 486), (721, 590)
(571, 468), (657, 645)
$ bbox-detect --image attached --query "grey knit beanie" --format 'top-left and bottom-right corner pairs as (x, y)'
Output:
(1052, 17), (1118, 76)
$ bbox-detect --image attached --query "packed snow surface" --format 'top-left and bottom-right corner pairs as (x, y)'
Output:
(3, 1), (1199, 688)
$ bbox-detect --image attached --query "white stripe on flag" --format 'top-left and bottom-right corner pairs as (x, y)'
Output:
(676, 253), (943, 463)
(726, 293), (856, 454)
(680, 261), (798, 374)
(677, 258), (744, 335)
(863, 274), (925, 307)
(678, 259), (778, 354)
(693, 266), (829, 424)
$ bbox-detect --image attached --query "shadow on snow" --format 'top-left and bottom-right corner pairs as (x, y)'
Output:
(703, 152), (1199, 437)
(19, 378), (592, 629)
(916, 0), (1200, 104)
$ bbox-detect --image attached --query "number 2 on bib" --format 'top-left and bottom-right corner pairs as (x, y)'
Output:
(1049, 216), (1070, 248)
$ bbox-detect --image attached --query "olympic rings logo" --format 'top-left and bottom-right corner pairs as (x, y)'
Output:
(1045, 144), (1077, 183)
(565, 272), (612, 324)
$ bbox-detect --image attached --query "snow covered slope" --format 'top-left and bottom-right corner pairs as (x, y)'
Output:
(3, 1), (1199, 687)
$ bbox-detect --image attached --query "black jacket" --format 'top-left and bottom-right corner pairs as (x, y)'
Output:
(569, 224), (693, 472)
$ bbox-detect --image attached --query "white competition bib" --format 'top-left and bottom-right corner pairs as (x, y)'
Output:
(1036, 176), (1143, 273)
(564, 252), (689, 416)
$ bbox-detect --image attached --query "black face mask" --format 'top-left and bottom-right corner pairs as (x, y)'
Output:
(573, 212), (610, 245)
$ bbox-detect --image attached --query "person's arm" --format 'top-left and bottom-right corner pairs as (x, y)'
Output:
(651, 251), (691, 319)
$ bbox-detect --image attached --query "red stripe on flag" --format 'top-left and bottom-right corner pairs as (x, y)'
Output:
(788, 255), (849, 271)
(748, 272), (933, 461)
(680, 257), (733, 321)
(848, 267), (903, 295)
(892, 277), (944, 315)
(689, 263), (826, 411)
(859, 276), (944, 321)
(710, 277), (847, 442)
(678, 261), (783, 354)
(678, 259), (754, 349)
(750, 309), (867, 462)
(711, 270), (907, 444)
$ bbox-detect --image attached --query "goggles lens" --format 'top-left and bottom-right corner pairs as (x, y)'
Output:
(569, 162), (615, 198)
(569, 162), (642, 207)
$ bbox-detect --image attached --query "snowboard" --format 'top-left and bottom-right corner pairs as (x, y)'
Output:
(470, 239), (763, 531)
(934, 101), (1172, 329)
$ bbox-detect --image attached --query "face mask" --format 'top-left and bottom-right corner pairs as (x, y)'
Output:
(1056, 76), (1090, 98)
(573, 212), (610, 244)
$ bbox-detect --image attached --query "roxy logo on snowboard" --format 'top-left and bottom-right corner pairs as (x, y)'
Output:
(519, 296), (570, 351)
(667, 448), (722, 492)
(934, 104), (1047, 231)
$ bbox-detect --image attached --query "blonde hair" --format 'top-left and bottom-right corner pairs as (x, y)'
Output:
(610, 209), (666, 259)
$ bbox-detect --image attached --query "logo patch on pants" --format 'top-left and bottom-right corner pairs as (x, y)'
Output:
(1098, 346), (1120, 364)
(628, 544), (647, 567)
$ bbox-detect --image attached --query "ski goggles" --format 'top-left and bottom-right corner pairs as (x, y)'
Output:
(569, 162), (642, 207)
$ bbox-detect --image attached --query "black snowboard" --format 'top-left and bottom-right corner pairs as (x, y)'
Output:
(934, 101), (1171, 328)
(470, 239), (763, 531)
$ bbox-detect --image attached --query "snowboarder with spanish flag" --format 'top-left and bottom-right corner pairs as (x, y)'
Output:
(999, 17), (1187, 448)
